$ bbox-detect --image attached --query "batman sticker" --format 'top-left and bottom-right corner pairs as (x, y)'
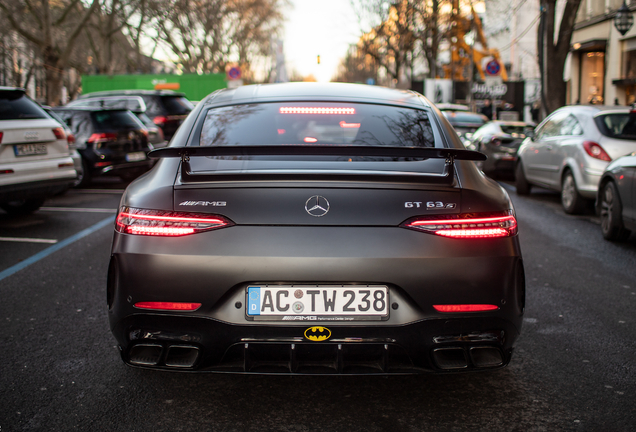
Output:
(304, 326), (331, 341)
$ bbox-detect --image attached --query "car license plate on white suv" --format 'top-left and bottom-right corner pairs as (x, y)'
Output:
(14, 143), (47, 157)
(125, 152), (147, 162)
(246, 285), (389, 321)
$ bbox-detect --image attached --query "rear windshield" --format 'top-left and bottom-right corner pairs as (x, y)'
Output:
(90, 110), (143, 130)
(0, 91), (48, 120)
(199, 102), (437, 148)
(595, 113), (636, 139)
(162, 96), (194, 115)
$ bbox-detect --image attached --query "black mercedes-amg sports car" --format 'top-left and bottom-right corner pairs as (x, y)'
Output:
(108, 82), (525, 374)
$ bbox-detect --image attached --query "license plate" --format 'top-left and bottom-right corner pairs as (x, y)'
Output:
(14, 143), (47, 157)
(126, 152), (146, 162)
(246, 285), (389, 321)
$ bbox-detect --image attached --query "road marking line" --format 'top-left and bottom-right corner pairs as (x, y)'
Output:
(0, 216), (114, 282)
(40, 207), (117, 213)
(0, 237), (58, 244)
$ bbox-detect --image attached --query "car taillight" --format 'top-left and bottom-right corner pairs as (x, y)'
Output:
(0, 132), (3, 143)
(88, 133), (118, 144)
(433, 304), (499, 312)
(583, 141), (611, 161)
(153, 115), (168, 126)
(67, 134), (76, 145)
(402, 211), (517, 238)
(134, 302), (201, 311)
(52, 127), (66, 140)
(115, 207), (233, 236)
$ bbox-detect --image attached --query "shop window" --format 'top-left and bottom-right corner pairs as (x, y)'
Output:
(580, 52), (605, 104)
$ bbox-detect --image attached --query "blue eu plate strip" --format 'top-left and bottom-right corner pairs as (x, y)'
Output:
(247, 287), (261, 316)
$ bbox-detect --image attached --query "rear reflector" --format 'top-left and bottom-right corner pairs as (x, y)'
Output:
(0, 132), (3, 143)
(433, 304), (499, 312)
(58, 162), (75, 169)
(279, 107), (355, 115)
(116, 207), (233, 237)
(402, 212), (517, 238)
(134, 302), (201, 311)
(0, 169), (14, 174)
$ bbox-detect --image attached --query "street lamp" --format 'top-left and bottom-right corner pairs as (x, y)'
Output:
(614, 1), (634, 36)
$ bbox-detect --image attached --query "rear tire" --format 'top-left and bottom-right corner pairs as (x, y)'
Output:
(600, 181), (631, 241)
(561, 171), (587, 215)
(515, 160), (531, 195)
(0, 198), (45, 215)
(74, 157), (92, 188)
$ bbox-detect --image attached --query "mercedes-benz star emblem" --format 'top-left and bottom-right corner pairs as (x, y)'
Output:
(305, 195), (330, 217)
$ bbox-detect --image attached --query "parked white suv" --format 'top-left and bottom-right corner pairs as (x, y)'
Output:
(0, 87), (77, 214)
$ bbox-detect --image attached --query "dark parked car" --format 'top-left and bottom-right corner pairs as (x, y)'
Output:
(442, 110), (489, 147)
(108, 82), (525, 374)
(597, 152), (636, 241)
(65, 96), (166, 149)
(78, 90), (194, 140)
(469, 121), (535, 179)
(53, 107), (152, 185)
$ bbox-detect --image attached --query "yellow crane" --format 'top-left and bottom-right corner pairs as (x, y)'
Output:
(442, 2), (508, 81)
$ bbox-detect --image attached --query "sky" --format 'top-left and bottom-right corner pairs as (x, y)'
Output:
(283, 0), (364, 82)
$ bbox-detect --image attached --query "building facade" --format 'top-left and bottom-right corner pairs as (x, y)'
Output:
(569, 0), (636, 105)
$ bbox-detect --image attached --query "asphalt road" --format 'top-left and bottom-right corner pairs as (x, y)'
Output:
(1, 181), (635, 431)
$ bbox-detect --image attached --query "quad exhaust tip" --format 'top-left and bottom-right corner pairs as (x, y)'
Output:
(128, 344), (200, 368)
(432, 346), (503, 370)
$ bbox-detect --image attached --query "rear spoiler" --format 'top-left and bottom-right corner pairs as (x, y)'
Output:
(148, 145), (486, 184)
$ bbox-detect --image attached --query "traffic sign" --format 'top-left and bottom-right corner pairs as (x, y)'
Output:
(485, 60), (501, 76)
(228, 67), (241, 80)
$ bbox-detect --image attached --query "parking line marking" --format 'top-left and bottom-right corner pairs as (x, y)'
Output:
(0, 237), (58, 244)
(40, 207), (117, 213)
(0, 216), (114, 282)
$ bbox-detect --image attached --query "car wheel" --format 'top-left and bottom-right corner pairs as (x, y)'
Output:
(600, 181), (631, 241)
(74, 157), (92, 188)
(515, 160), (531, 195)
(561, 170), (587, 215)
(0, 198), (45, 215)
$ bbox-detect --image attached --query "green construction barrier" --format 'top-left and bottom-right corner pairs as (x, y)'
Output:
(81, 73), (227, 101)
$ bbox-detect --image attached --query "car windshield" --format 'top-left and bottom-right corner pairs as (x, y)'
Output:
(162, 96), (194, 115)
(0, 91), (48, 120)
(199, 102), (438, 148)
(500, 125), (532, 137)
(595, 113), (636, 139)
(91, 110), (142, 130)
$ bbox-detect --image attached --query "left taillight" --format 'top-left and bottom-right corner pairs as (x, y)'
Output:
(115, 207), (234, 237)
(401, 211), (517, 238)
(583, 141), (611, 161)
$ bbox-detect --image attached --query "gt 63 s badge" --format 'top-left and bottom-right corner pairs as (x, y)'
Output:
(304, 326), (331, 341)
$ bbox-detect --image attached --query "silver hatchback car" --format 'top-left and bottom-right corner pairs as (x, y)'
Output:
(516, 105), (636, 214)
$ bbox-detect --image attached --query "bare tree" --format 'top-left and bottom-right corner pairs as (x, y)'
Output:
(538, 0), (582, 114)
(0, 0), (100, 105)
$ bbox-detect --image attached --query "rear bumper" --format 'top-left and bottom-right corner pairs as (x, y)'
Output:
(108, 226), (525, 374)
(0, 177), (75, 202)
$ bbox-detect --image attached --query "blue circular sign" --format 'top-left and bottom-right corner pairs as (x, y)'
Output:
(228, 67), (241, 80)
(486, 60), (501, 76)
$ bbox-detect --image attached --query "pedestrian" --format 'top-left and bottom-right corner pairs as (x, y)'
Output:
(480, 99), (493, 120)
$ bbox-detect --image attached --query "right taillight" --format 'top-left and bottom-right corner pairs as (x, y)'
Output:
(402, 211), (517, 238)
(583, 141), (611, 161)
(88, 133), (118, 144)
(0, 131), (3, 144)
(115, 207), (233, 237)
(153, 115), (168, 126)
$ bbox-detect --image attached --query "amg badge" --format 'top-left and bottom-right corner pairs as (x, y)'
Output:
(179, 201), (227, 207)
